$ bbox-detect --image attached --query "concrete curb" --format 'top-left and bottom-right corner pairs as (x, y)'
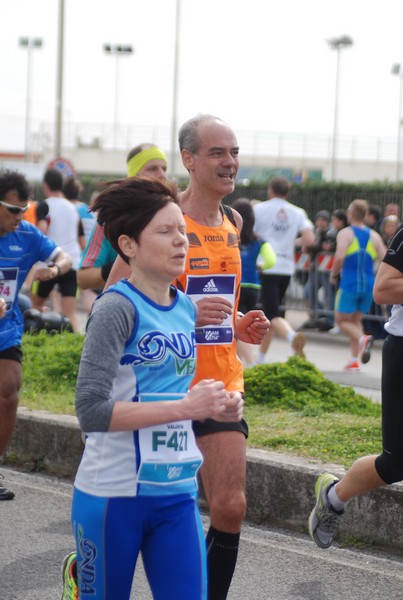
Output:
(7, 407), (403, 554)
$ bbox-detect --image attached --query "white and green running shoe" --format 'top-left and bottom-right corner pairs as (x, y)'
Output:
(308, 473), (342, 549)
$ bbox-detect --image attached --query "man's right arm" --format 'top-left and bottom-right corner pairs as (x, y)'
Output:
(299, 227), (315, 249)
(78, 223), (116, 290)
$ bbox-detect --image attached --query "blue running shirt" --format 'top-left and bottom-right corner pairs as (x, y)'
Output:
(0, 220), (58, 351)
(74, 279), (203, 498)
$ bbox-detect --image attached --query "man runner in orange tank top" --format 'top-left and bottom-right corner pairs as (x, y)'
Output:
(105, 115), (270, 599)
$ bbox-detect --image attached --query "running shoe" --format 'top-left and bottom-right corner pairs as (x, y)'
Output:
(292, 332), (306, 358)
(309, 472), (343, 549)
(0, 474), (14, 500)
(360, 335), (374, 364)
(343, 360), (360, 372)
(61, 551), (78, 600)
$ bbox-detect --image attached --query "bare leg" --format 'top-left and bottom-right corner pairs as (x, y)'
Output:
(259, 316), (291, 356)
(197, 431), (246, 599)
(236, 339), (256, 367)
(336, 311), (363, 358)
(197, 431), (246, 532)
(335, 456), (385, 502)
(30, 294), (46, 312)
(60, 296), (80, 332)
(270, 316), (294, 339)
(0, 360), (22, 455)
(259, 316), (305, 360)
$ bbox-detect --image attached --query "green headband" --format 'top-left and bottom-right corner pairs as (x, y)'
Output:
(126, 147), (167, 177)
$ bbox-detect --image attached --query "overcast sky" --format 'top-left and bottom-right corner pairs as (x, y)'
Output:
(2, 0), (403, 150)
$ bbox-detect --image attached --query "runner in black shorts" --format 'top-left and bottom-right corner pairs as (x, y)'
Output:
(35, 267), (78, 300)
(308, 224), (403, 549)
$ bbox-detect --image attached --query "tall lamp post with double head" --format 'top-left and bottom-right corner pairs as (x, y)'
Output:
(19, 36), (43, 162)
(103, 44), (134, 148)
(327, 35), (353, 181)
(392, 63), (403, 182)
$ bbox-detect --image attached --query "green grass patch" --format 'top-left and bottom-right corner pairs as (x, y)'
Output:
(19, 334), (382, 467)
(21, 331), (84, 415)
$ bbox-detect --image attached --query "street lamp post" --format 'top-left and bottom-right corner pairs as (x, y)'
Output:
(19, 36), (43, 161)
(392, 63), (403, 182)
(327, 35), (353, 180)
(103, 44), (134, 148)
(170, 0), (181, 179)
(55, 0), (65, 159)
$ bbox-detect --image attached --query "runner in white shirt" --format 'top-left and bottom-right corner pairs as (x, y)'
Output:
(253, 176), (315, 362)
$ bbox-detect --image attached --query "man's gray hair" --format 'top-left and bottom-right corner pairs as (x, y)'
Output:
(178, 113), (224, 153)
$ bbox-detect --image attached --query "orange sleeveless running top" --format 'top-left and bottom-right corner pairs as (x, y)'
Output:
(175, 211), (244, 392)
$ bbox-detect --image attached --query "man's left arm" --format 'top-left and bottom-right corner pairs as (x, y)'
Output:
(235, 310), (270, 344)
(34, 250), (72, 281)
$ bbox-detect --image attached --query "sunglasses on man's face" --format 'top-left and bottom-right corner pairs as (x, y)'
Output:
(0, 200), (29, 215)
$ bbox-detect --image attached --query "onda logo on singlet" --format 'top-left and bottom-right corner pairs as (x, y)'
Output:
(121, 330), (196, 366)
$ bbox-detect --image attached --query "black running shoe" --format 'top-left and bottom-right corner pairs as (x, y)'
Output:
(0, 474), (15, 500)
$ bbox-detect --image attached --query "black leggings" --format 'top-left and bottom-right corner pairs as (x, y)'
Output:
(375, 334), (403, 484)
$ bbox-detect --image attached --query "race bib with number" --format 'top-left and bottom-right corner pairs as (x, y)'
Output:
(137, 393), (203, 491)
(0, 268), (18, 310)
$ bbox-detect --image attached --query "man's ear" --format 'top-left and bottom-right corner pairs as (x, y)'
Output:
(181, 149), (194, 173)
(118, 234), (137, 260)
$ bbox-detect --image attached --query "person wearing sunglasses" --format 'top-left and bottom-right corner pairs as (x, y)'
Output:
(0, 169), (72, 501)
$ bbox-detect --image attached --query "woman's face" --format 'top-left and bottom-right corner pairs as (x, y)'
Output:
(130, 203), (188, 282)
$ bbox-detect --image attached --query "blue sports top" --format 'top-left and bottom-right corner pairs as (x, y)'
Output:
(74, 279), (203, 498)
(240, 239), (263, 288)
(340, 226), (378, 294)
(0, 220), (58, 351)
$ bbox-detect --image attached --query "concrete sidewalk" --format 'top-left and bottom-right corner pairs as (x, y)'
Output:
(6, 308), (399, 554)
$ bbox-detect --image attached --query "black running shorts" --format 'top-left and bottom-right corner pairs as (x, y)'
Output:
(192, 417), (249, 438)
(0, 345), (23, 363)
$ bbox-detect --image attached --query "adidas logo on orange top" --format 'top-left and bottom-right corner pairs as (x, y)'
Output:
(203, 279), (219, 292)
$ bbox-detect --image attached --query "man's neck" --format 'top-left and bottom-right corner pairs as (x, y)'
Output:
(349, 219), (365, 228)
(46, 191), (64, 199)
(179, 188), (224, 227)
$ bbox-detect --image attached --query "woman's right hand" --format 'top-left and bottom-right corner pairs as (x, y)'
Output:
(182, 379), (227, 420)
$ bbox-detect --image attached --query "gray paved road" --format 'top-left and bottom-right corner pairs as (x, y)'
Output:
(1, 468), (403, 600)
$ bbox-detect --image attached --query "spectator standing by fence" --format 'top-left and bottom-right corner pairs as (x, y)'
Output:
(330, 199), (386, 371)
(381, 215), (400, 246)
(302, 210), (333, 330)
(365, 205), (382, 233)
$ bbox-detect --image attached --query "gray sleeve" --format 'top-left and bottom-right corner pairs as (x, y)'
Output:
(75, 291), (135, 432)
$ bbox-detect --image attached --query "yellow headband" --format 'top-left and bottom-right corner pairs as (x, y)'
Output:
(126, 147), (167, 177)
